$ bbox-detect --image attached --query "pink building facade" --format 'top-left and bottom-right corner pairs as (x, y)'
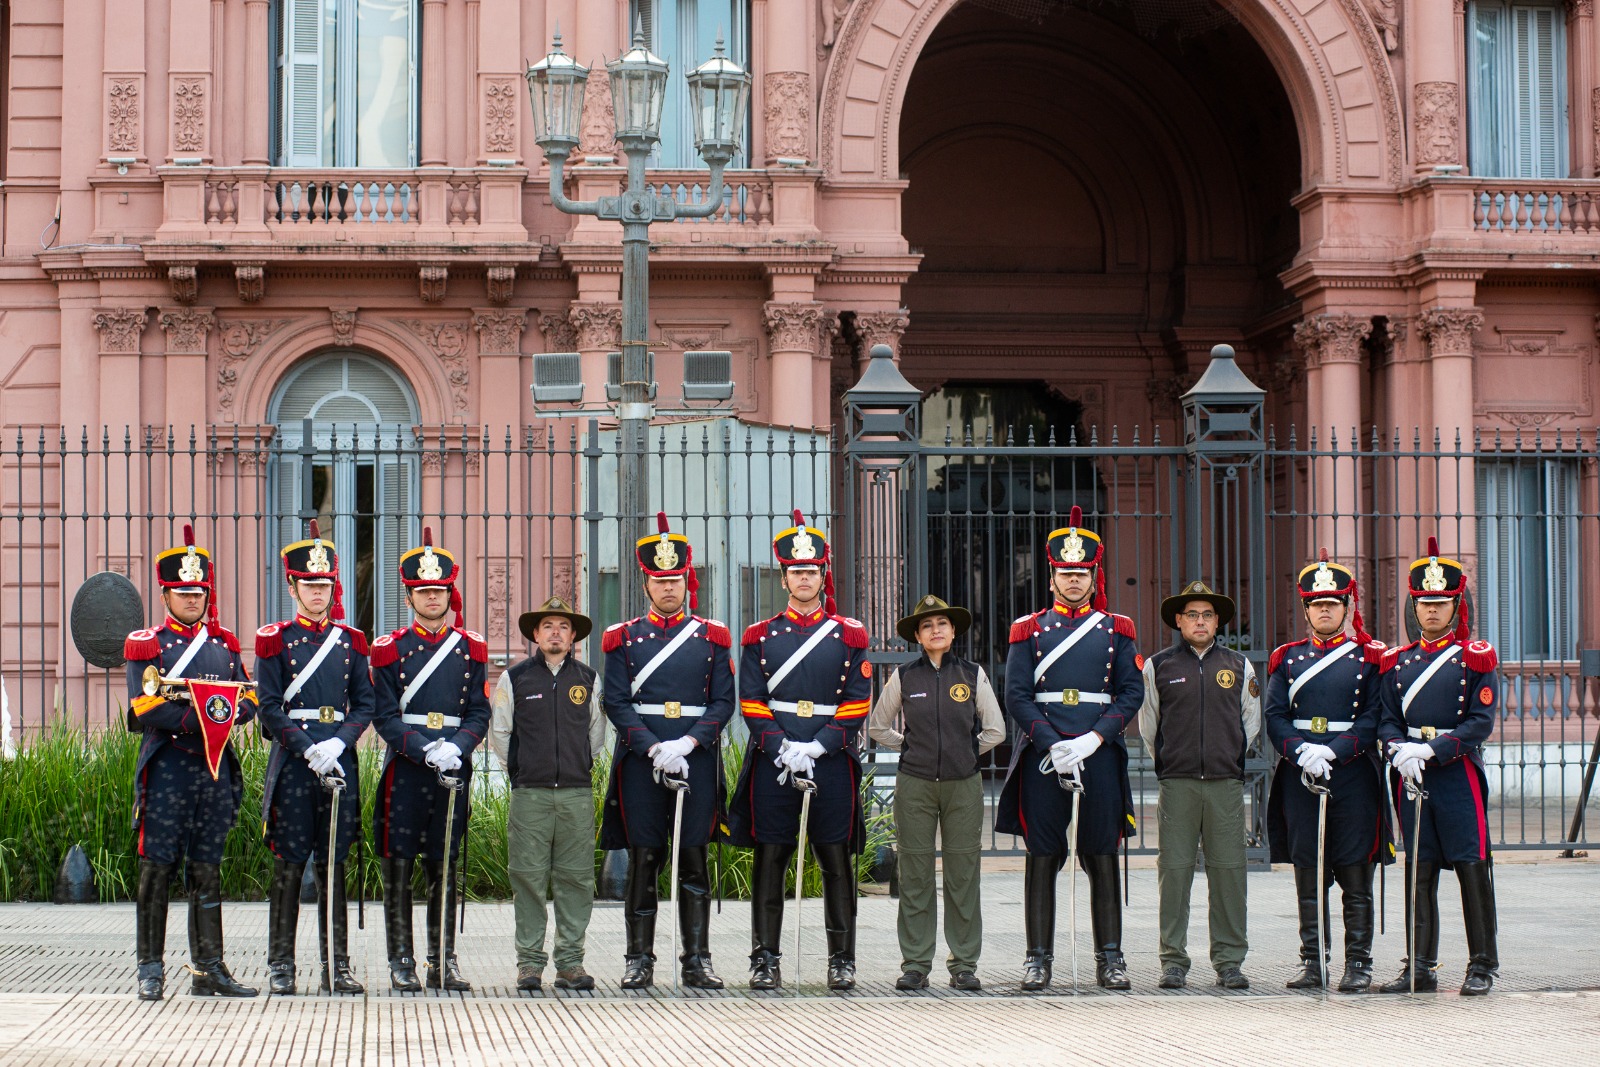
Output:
(1, 0), (1599, 720)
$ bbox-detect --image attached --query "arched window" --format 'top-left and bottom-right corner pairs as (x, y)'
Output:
(269, 351), (419, 634)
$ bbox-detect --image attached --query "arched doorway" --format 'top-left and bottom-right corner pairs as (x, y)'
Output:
(268, 350), (420, 634)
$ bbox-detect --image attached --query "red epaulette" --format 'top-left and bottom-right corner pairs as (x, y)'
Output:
(1462, 639), (1498, 674)
(835, 616), (870, 649)
(123, 628), (160, 661)
(1268, 639), (1307, 675)
(254, 623), (284, 658)
(1379, 643), (1412, 673)
(701, 620), (732, 648)
(1009, 612), (1041, 644)
(602, 622), (628, 653)
(335, 623), (369, 656)
(458, 628), (489, 662)
(211, 625), (241, 654)
(1363, 640), (1388, 665)
(1111, 613), (1137, 640)
(743, 620), (768, 646)
(369, 633), (400, 668)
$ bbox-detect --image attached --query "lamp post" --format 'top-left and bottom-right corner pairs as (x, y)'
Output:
(527, 29), (751, 591)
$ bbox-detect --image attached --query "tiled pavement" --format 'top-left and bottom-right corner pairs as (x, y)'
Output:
(2, 857), (1597, 1065)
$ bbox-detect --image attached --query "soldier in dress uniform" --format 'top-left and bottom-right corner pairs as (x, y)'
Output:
(254, 520), (375, 995)
(1376, 536), (1500, 996)
(996, 506), (1141, 991)
(369, 528), (491, 992)
(729, 511), (872, 991)
(1264, 551), (1391, 991)
(124, 525), (259, 1001)
(599, 513), (736, 990)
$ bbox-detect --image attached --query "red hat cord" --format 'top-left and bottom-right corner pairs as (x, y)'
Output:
(182, 522), (222, 630)
(1420, 536), (1469, 640)
(308, 519), (346, 622)
(792, 509), (835, 614)
(658, 512), (699, 612)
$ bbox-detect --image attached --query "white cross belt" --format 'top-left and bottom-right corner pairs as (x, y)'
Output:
(1293, 718), (1355, 732)
(1034, 691), (1112, 706)
(770, 700), (839, 717)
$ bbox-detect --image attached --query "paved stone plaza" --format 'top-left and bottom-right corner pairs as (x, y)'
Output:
(1, 859), (1597, 1065)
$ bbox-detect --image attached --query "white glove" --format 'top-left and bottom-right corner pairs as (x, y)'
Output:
(791, 740), (825, 762)
(305, 738), (346, 778)
(656, 737), (696, 761)
(1048, 740), (1076, 775)
(1058, 732), (1102, 773)
(1390, 741), (1434, 782)
(658, 753), (690, 778)
(1296, 742), (1336, 780)
(783, 749), (816, 777)
(425, 740), (463, 772)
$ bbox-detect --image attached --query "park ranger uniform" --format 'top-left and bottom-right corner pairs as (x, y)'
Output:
(254, 522), (375, 995)
(1264, 554), (1390, 991)
(599, 514), (736, 990)
(369, 529), (491, 992)
(1376, 537), (1500, 996)
(730, 512), (872, 991)
(124, 525), (258, 1001)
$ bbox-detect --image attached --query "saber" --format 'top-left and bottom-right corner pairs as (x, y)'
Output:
(792, 773), (817, 991)
(1060, 766), (1085, 994)
(659, 768), (691, 996)
(1302, 769), (1331, 992)
(1403, 774), (1429, 997)
(437, 770), (463, 993)
(321, 771), (346, 994)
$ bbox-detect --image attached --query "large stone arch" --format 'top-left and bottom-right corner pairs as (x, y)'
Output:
(820, 0), (1403, 187)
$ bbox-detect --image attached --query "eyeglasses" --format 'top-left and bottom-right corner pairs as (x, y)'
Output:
(1178, 611), (1217, 622)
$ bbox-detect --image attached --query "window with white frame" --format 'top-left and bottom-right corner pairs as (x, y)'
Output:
(1475, 458), (1579, 660)
(272, 0), (418, 167)
(1467, 1), (1568, 178)
(631, 0), (750, 169)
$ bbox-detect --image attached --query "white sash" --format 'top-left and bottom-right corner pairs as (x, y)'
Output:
(765, 619), (839, 693)
(400, 630), (463, 712)
(1033, 612), (1107, 684)
(1401, 645), (1461, 719)
(630, 619), (702, 696)
(166, 624), (210, 679)
(1287, 641), (1357, 705)
(282, 628), (345, 705)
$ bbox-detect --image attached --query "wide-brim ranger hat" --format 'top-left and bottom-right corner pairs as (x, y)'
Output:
(1160, 580), (1237, 630)
(519, 595), (593, 643)
(400, 525), (464, 627)
(896, 594), (972, 644)
(157, 523), (220, 628)
(773, 509), (836, 614)
(281, 518), (345, 619)
(637, 512), (700, 610)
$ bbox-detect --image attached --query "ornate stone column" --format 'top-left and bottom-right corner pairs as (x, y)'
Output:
(1294, 313), (1372, 559)
(159, 307), (216, 432)
(852, 309), (909, 371)
(421, 0), (448, 166)
(1420, 306), (1484, 572)
(1412, 0), (1461, 172)
(764, 301), (823, 429)
(242, 0), (270, 164)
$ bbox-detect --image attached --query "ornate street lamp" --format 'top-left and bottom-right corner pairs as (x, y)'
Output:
(523, 32), (587, 155)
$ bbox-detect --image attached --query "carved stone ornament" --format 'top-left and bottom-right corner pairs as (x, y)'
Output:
(1362, 0), (1399, 52)
(482, 77), (518, 155)
(1414, 82), (1461, 167)
(853, 309), (910, 358)
(1418, 307), (1484, 358)
(579, 72), (618, 161)
(401, 319), (472, 413)
(107, 77), (140, 154)
(568, 303), (623, 350)
(168, 263), (198, 304)
(171, 77), (206, 155)
(235, 263), (265, 303)
(159, 308), (215, 355)
(764, 301), (824, 351)
(485, 264), (515, 305)
(215, 318), (285, 419)
(764, 72), (812, 162)
(1293, 313), (1372, 368)
(93, 307), (147, 354)
(538, 311), (579, 352)
(330, 307), (357, 345)
(473, 308), (527, 355)
(419, 264), (448, 304)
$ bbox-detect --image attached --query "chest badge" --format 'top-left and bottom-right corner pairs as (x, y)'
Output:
(796, 700), (815, 717)
(569, 685), (588, 704)
(426, 711), (445, 730)
(949, 683), (971, 702)
(664, 700), (682, 719)
(1215, 668), (1237, 689)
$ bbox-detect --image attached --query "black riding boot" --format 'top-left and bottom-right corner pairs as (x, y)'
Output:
(314, 862), (364, 995)
(1082, 854), (1129, 989)
(621, 847), (662, 989)
(186, 862), (257, 997)
(748, 843), (793, 990)
(814, 842), (857, 990)
(1333, 863), (1375, 992)
(1378, 862), (1440, 993)
(382, 857), (421, 991)
(1021, 853), (1060, 990)
(267, 859), (304, 995)
(1285, 865), (1330, 989)
(1456, 859), (1499, 996)
(424, 861), (471, 991)
(135, 859), (175, 1001)
(677, 846), (723, 989)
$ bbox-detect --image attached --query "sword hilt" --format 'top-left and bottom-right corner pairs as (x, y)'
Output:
(655, 767), (691, 792)
(320, 773), (347, 794)
(792, 774), (817, 795)
(1403, 779), (1429, 802)
(1300, 770), (1331, 796)
(437, 771), (464, 792)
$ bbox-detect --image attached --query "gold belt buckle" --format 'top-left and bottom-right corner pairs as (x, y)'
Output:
(664, 701), (682, 719)
(1310, 716), (1328, 733)
(1061, 689), (1080, 706)
(1420, 726), (1437, 740)
(426, 711), (444, 730)
(318, 706), (336, 724)
(796, 700), (815, 718)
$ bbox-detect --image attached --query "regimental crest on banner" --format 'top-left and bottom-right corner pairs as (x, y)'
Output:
(185, 679), (249, 780)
